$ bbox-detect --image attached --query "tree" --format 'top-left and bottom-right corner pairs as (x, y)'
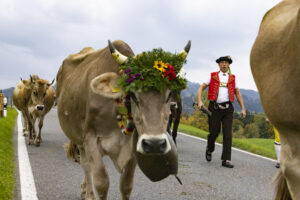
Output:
(243, 123), (259, 138)
(233, 125), (245, 138)
(253, 115), (274, 139)
(233, 119), (244, 132)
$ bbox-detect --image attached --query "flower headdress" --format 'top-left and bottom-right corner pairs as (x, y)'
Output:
(118, 48), (188, 93)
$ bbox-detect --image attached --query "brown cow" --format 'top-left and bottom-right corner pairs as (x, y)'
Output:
(28, 78), (55, 146)
(56, 40), (190, 200)
(13, 75), (40, 136)
(250, 1), (300, 199)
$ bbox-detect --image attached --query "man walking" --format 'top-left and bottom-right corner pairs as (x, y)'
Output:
(198, 56), (246, 168)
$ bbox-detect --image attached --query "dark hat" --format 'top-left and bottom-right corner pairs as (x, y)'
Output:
(216, 56), (232, 64)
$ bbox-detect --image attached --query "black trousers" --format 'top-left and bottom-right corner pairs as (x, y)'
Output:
(207, 101), (234, 161)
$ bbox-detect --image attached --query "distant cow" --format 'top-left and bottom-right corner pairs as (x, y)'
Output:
(13, 75), (40, 136)
(56, 40), (190, 200)
(28, 78), (55, 146)
(250, 1), (300, 199)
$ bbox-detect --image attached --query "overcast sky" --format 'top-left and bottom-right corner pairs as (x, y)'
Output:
(0, 0), (281, 91)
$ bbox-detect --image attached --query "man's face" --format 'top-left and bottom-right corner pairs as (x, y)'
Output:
(218, 61), (230, 73)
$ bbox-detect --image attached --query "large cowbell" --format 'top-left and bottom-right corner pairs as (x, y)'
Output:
(133, 131), (178, 182)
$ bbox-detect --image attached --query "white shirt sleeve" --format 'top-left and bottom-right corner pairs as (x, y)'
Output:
(235, 76), (239, 89)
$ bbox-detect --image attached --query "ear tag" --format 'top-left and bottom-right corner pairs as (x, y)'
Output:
(110, 85), (121, 93)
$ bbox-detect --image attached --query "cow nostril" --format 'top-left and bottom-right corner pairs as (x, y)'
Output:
(37, 106), (44, 111)
(141, 138), (167, 154)
(159, 139), (167, 152)
(142, 139), (152, 153)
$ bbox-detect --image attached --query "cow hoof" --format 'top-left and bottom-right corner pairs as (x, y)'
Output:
(28, 140), (33, 145)
(23, 131), (29, 137)
(34, 139), (41, 147)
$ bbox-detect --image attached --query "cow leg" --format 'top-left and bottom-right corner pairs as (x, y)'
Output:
(22, 111), (29, 136)
(23, 109), (34, 145)
(84, 134), (109, 200)
(172, 101), (182, 145)
(80, 176), (87, 200)
(166, 114), (172, 135)
(34, 116), (44, 147)
(78, 145), (96, 200)
(172, 118), (178, 145)
(119, 157), (136, 200)
(279, 129), (300, 199)
(31, 113), (37, 139)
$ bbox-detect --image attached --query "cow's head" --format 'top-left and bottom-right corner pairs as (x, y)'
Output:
(30, 76), (54, 111)
(20, 74), (40, 90)
(90, 40), (191, 181)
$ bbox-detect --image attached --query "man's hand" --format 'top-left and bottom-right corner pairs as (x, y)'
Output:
(198, 101), (204, 109)
(240, 109), (246, 119)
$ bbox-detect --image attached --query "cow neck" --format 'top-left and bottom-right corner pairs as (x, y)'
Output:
(114, 94), (135, 135)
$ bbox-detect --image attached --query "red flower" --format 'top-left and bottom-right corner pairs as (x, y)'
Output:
(164, 64), (176, 80)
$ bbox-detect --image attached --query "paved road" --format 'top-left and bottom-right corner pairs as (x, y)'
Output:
(14, 109), (278, 200)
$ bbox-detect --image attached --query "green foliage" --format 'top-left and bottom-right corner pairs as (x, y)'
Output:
(180, 108), (209, 132)
(233, 125), (245, 138)
(232, 119), (243, 132)
(254, 115), (274, 138)
(118, 48), (187, 93)
(0, 108), (18, 200)
(243, 123), (260, 138)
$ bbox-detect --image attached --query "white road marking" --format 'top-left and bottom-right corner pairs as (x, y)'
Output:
(178, 132), (277, 163)
(17, 111), (38, 200)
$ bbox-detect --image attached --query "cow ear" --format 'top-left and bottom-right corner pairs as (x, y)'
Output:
(22, 80), (28, 85)
(90, 72), (123, 98)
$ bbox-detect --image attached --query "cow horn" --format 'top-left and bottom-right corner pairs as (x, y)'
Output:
(179, 40), (191, 59)
(108, 40), (128, 65)
(48, 79), (55, 86)
(30, 75), (35, 84)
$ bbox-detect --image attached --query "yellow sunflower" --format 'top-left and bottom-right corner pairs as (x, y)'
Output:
(154, 61), (168, 75)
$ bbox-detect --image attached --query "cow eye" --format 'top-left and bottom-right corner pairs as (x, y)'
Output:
(130, 93), (139, 106)
(33, 91), (37, 96)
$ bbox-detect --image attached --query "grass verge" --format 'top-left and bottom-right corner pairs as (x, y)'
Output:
(178, 123), (276, 159)
(0, 108), (18, 200)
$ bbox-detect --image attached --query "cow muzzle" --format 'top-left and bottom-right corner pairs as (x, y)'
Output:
(35, 105), (44, 111)
(137, 134), (171, 155)
(134, 132), (178, 182)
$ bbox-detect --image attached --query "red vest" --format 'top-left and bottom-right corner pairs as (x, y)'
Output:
(207, 72), (235, 102)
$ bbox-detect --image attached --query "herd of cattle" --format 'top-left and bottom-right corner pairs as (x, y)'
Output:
(11, 0), (300, 199)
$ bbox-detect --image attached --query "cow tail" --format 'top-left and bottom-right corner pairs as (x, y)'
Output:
(273, 170), (292, 200)
(63, 141), (80, 163)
